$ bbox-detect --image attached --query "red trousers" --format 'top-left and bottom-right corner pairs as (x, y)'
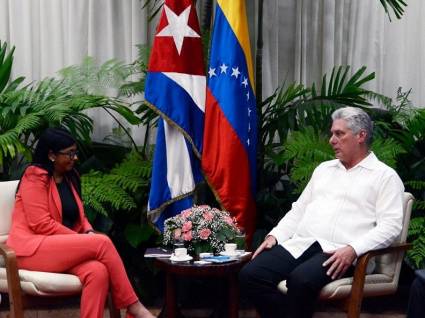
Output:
(17, 233), (138, 318)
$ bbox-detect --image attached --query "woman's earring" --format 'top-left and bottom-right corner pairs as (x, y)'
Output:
(50, 158), (55, 162)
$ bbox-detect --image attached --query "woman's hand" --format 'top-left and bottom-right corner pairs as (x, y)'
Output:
(252, 235), (277, 259)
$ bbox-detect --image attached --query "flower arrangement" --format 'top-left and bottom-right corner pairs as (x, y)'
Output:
(163, 205), (241, 255)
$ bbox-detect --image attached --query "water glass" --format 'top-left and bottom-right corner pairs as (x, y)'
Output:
(173, 239), (185, 254)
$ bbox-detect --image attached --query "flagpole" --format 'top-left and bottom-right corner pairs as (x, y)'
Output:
(256, 0), (264, 191)
(200, 0), (213, 33)
(255, 0), (263, 105)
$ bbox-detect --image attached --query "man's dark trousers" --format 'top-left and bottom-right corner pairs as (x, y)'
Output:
(407, 270), (425, 318)
(239, 242), (352, 318)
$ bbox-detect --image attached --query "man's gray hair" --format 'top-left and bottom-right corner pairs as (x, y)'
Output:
(331, 107), (373, 145)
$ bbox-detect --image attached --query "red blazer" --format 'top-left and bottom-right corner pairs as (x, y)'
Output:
(6, 166), (93, 256)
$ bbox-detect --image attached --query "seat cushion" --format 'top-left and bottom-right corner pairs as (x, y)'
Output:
(0, 267), (82, 296)
(278, 273), (395, 300)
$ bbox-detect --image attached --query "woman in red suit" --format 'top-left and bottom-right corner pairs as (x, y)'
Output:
(6, 127), (155, 318)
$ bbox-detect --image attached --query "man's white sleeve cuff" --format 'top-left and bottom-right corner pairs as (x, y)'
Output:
(349, 241), (367, 257)
(268, 228), (290, 245)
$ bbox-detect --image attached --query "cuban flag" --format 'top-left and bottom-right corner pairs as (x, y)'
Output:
(146, 0), (205, 231)
(202, 0), (258, 242)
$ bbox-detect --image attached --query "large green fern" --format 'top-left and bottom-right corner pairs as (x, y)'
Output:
(0, 44), (142, 175)
(407, 216), (425, 269)
(279, 126), (405, 193)
(0, 83), (134, 165)
(366, 89), (425, 270)
(405, 179), (425, 269)
(81, 150), (152, 217)
(59, 56), (136, 96)
(56, 44), (157, 152)
(260, 66), (374, 155)
(279, 127), (334, 190)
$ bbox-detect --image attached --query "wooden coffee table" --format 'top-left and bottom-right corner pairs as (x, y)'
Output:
(154, 253), (251, 318)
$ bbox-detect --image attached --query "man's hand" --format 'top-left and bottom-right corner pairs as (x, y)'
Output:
(322, 245), (357, 280)
(252, 235), (277, 259)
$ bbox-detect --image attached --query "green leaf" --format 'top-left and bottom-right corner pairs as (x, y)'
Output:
(0, 43), (16, 93)
(379, 0), (407, 21)
(124, 223), (156, 248)
(81, 150), (151, 218)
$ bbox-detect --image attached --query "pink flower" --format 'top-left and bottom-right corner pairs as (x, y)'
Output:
(183, 231), (193, 241)
(181, 209), (192, 218)
(198, 205), (210, 209)
(224, 216), (234, 225)
(203, 211), (214, 221)
(199, 228), (212, 240)
(173, 228), (182, 240)
(182, 221), (193, 232)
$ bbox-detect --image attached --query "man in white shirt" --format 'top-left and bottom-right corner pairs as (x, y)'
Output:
(239, 107), (404, 318)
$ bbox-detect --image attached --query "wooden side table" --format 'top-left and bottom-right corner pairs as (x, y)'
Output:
(154, 254), (251, 318)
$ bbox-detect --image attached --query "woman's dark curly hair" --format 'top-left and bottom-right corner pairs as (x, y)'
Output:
(18, 127), (81, 197)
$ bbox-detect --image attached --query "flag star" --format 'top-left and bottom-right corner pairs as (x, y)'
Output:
(231, 67), (240, 78)
(208, 67), (217, 78)
(248, 122), (251, 132)
(220, 63), (228, 74)
(156, 5), (200, 55)
(247, 138), (250, 146)
(246, 91), (250, 100)
(242, 77), (248, 87)
(248, 108), (252, 117)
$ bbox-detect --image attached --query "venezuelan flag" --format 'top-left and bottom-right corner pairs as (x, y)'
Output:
(202, 0), (257, 241)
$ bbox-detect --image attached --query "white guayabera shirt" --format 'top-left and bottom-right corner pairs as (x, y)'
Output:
(269, 152), (404, 262)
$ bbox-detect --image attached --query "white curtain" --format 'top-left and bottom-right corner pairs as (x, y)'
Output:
(0, 0), (151, 79)
(262, 0), (425, 107)
(0, 0), (150, 143)
(1, 0), (425, 143)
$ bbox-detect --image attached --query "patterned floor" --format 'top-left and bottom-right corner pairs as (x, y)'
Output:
(0, 307), (407, 318)
(0, 292), (408, 317)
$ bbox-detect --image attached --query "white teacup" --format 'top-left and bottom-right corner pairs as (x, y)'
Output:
(174, 247), (188, 259)
(224, 243), (237, 254)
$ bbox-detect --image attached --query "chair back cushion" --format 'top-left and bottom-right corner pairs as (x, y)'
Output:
(0, 180), (19, 244)
(374, 192), (414, 277)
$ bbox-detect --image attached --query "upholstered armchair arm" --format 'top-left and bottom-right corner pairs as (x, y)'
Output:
(347, 242), (412, 318)
(0, 243), (25, 318)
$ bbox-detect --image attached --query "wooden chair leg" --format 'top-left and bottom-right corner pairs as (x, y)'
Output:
(346, 269), (367, 316)
(4, 250), (25, 318)
(7, 287), (25, 318)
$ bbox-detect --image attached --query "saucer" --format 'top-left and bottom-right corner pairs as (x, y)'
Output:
(199, 252), (214, 258)
(170, 255), (193, 262)
(220, 251), (241, 257)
